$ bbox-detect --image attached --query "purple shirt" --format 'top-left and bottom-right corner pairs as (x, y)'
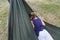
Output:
(32, 17), (45, 36)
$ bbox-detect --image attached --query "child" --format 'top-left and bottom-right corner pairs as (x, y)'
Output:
(29, 12), (54, 40)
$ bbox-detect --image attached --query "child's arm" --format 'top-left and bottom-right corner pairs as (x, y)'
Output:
(39, 17), (45, 26)
(31, 21), (34, 28)
(41, 19), (45, 26)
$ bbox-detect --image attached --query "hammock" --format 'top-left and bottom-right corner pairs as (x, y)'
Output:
(8, 0), (60, 40)
(8, 0), (38, 40)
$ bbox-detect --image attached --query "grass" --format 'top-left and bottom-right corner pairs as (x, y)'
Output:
(40, 4), (60, 13)
(0, 0), (6, 2)
(0, 6), (8, 40)
(0, 0), (8, 40)
(40, 4), (60, 19)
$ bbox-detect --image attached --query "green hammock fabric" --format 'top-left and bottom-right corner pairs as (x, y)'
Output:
(8, 0), (38, 40)
(45, 22), (60, 40)
(8, 0), (60, 40)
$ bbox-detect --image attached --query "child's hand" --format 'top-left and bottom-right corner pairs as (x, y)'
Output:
(31, 21), (34, 28)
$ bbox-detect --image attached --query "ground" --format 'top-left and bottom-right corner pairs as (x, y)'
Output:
(0, 0), (60, 40)
(0, 0), (9, 40)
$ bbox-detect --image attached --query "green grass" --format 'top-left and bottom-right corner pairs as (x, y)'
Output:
(0, 0), (6, 2)
(0, 0), (8, 39)
(40, 4), (60, 18)
(0, 6), (8, 40)
(40, 4), (60, 10)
